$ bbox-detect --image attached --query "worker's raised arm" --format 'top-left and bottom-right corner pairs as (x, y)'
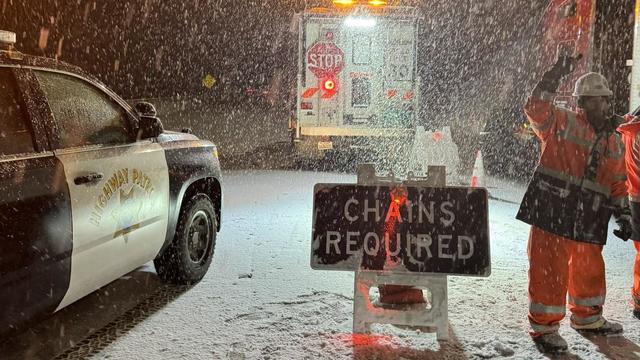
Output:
(524, 55), (581, 140)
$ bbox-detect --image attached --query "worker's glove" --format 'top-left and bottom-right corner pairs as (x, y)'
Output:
(613, 199), (632, 241)
(548, 55), (581, 78)
(614, 215), (632, 241)
(538, 54), (582, 92)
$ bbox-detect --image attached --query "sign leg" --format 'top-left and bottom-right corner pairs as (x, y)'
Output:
(353, 270), (372, 333)
(431, 275), (449, 341)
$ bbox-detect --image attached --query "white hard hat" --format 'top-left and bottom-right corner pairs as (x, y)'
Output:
(572, 72), (613, 97)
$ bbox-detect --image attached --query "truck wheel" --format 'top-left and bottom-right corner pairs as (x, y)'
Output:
(155, 194), (217, 284)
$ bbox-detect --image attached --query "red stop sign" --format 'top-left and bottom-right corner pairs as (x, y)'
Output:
(306, 41), (345, 79)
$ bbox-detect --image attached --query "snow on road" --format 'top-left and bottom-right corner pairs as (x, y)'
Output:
(92, 170), (640, 359)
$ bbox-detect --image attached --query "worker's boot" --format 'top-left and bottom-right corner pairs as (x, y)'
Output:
(532, 332), (568, 354)
(572, 318), (623, 335)
(633, 309), (640, 320)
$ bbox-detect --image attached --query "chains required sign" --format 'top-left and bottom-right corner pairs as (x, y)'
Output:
(311, 184), (490, 276)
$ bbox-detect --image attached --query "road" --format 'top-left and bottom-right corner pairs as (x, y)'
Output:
(2, 170), (640, 359)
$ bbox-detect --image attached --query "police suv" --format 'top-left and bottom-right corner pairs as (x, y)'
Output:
(0, 31), (222, 335)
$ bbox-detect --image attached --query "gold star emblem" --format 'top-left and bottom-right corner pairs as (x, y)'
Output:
(112, 186), (142, 242)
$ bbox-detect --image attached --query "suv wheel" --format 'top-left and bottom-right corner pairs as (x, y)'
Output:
(155, 193), (217, 284)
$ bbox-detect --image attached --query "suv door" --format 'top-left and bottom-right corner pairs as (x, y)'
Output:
(33, 70), (170, 310)
(0, 67), (72, 334)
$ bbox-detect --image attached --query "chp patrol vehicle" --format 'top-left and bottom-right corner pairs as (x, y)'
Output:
(0, 31), (222, 336)
(291, 0), (421, 166)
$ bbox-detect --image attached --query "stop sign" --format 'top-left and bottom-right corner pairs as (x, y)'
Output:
(306, 41), (345, 79)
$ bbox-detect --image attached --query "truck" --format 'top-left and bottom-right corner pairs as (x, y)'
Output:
(290, 0), (422, 170)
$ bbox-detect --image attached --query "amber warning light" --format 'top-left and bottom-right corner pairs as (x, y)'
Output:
(332, 0), (388, 6)
(333, 0), (355, 5)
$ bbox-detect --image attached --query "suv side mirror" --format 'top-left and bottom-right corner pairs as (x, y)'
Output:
(134, 101), (157, 117)
(138, 115), (164, 139)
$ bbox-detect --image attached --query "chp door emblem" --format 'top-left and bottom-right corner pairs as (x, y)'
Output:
(89, 168), (157, 241)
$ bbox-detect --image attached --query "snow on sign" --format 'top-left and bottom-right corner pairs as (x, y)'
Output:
(306, 41), (345, 79)
(311, 184), (490, 276)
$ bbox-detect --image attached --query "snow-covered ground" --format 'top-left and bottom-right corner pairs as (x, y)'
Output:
(0, 170), (626, 359)
(69, 170), (639, 360)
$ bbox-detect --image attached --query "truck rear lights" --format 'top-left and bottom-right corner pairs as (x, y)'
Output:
(323, 79), (336, 91)
(301, 101), (313, 110)
(321, 78), (338, 98)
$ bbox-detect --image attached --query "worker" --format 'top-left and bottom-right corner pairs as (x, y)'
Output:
(517, 56), (630, 354)
(616, 109), (640, 320)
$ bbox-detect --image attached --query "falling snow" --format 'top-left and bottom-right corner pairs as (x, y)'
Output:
(1, 0), (639, 359)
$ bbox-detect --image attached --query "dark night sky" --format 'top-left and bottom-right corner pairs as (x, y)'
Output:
(0, 0), (548, 122)
(1, 1), (306, 98)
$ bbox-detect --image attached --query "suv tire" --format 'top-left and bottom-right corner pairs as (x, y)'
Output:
(155, 194), (217, 284)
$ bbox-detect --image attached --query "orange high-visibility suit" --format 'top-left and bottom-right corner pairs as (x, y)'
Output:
(617, 117), (640, 312)
(518, 94), (627, 334)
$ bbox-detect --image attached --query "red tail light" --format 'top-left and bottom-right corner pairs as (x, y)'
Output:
(301, 101), (313, 110)
(321, 77), (338, 92)
(323, 79), (336, 91)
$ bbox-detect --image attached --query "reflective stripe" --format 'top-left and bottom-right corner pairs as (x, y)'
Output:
(607, 134), (625, 160)
(571, 314), (603, 326)
(536, 165), (611, 195)
(529, 302), (566, 315)
(631, 195), (640, 203)
(613, 174), (628, 182)
(532, 117), (553, 133)
(531, 106), (555, 133)
(530, 322), (560, 334)
(559, 111), (592, 148)
(583, 180), (607, 196)
(540, 91), (556, 102)
(568, 295), (605, 307)
(611, 197), (627, 207)
(571, 316), (605, 329)
(556, 110), (624, 162)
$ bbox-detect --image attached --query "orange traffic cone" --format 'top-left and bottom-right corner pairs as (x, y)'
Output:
(470, 150), (485, 187)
